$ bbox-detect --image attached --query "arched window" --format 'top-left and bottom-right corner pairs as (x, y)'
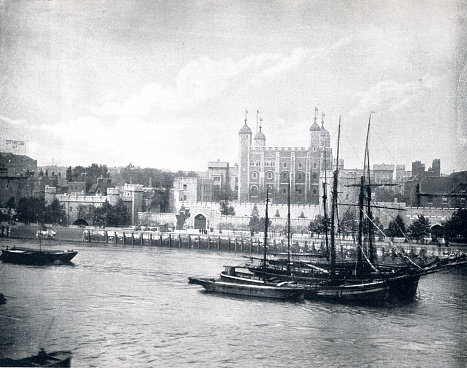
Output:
(283, 162), (287, 168)
(266, 171), (274, 180)
(312, 172), (318, 180)
(298, 162), (302, 168)
(251, 171), (258, 180)
(256, 161), (260, 166)
(313, 189), (317, 195)
(250, 185), (259, 197)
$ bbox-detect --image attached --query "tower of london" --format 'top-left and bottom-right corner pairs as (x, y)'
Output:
(238, 109), (332, 204)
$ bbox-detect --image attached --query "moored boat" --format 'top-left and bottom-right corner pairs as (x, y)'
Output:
(0, 348), (72, 367)
(0, 246), (78, 265)
(188, 277), (304, 301)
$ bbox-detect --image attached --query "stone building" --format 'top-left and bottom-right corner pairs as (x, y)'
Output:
(173, 177), (213, 203)
(46, 183), (144, 226)
(206, 160), (237, 200)
(237, 110), (332, 204)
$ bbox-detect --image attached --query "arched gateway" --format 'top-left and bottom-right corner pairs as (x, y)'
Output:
(194, 214), (207, 229)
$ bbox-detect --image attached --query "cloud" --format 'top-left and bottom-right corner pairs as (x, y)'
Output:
(95, 53), (298, 120)
(349, 77), (439, 116)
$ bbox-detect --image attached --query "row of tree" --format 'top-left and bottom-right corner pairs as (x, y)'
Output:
(0, 196), (131, 228)
(307, 209), (467, 243)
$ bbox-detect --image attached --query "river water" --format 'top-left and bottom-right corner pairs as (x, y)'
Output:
(0, 239), (466, 368)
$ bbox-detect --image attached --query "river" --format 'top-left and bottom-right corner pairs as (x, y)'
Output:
(0, 239), (466, 367)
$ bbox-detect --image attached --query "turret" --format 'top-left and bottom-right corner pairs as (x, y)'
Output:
(319, 114), (331, 148)
(238, 111), (252, 202)
(310, 107), (320, 149)
(254, 118), (266, 148)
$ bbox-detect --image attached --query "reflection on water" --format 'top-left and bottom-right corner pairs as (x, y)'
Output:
(1, 240), (467, 367)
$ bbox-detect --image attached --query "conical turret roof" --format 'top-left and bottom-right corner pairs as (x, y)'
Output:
(239, 121), (252, 134)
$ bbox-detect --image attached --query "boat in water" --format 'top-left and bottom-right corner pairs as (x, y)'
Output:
(1, 229), (77, 266)
(189, 190), (304, 301)
(0, 348), (72, 367)
(188, 276), (304, 301)
(0, 246), (78, 265)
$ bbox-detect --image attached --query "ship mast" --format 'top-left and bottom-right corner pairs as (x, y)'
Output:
(262, 188), (269, 280)
(330, 116), (341, 276)
(364, 113), (375, 264)
(322, 150), (329, 261)
(287, 180), (291, 272)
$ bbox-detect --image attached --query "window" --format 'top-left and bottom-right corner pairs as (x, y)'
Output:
(267, 171), (273, 180)
(298, 162), (302, 168)
(282, 172), (288, 180)
(297, 188), (302, 194)
(282, 188), (287, 194)
(183, 184), (187, 189)
(312, 172), (318, 180)
(313, 189), (317, 195)
(314, 162), (317, 168)
(251, 171), (258, 180)
(283, 162), (287, 168)
(256, 161), (260, 166)
(297, 172), (302, 180)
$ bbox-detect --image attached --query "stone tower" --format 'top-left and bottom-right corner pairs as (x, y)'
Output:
(238, 113), (252, 202)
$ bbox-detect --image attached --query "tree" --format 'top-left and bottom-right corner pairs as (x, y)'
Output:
(386, 214), (407, 238)
(175, 205), (190, 230)
(16, 197), (46, 224)
(93, 200), (130, 227)
(308, 214), (328, 238)
(444, 209), (467, 241)
(339, 209), (356, 237)
(249, 204), (260, 235)
(44, 199), (67, 225)
(258, 216), (272, 233)
(93, 201), (113, 227)
(219, 200), (235, 216)
(407, 215), (431, 241)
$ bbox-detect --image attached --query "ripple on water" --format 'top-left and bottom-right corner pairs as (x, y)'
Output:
(1, 244), (467, 368)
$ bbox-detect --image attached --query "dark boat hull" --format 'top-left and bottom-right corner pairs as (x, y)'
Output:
(189, 277), (304, 301)
(221, 271), (390, 302)
(0, 248), (78, 265)
(0, 349), (72, 367)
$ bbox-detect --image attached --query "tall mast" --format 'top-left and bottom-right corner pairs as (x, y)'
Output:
(330, 116), (341, 276)
(322, 150), (329, 261)
(262, 188), (269, 279)
(357, 175), (365, 272)
(364, 113), (375, 264)
(287, 180), (291, 272)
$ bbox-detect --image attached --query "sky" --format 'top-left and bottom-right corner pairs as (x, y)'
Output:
(1, 0), (466, 174)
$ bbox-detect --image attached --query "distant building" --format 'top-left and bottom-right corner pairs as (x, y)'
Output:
(405, 159), (443, 206)
(410, 171), (467, 208)
(206, 160), (236, 200)
(0, 152), (37, 178)
(173, 177), (213, 203)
